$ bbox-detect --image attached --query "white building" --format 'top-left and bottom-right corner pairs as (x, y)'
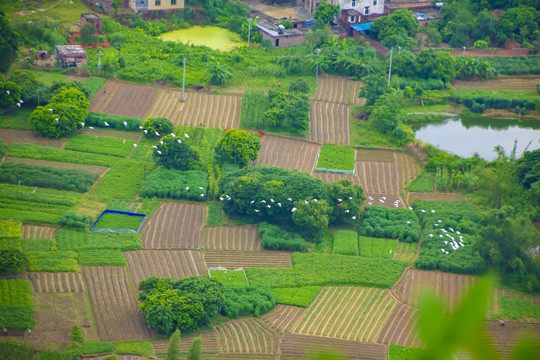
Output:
(304, 0), (385, 17)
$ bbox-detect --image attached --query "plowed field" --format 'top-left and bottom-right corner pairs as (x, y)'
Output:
(260, 305), (306, 333)
(83, 266), (152, 341)
(27, 272), (86, 293)
(376, 302), (420, 347)
(281, 333), (386, 360)
(452, 75), (540, 91)
(0, 129), (66, 147)
(204, 250), (292, 269)
(21, 224), (58, 239)
(294, 287), (398, 342)
(124, 250), (206, 286)
(202, 225), (261, 251)
(392, 267), (477, 309)
(309, 101), (350, 145)
(215, 318), (279, 353)
(141, 202), (205, 249)
(151, 329), (219, 354)
(407, 192), (468, 203)
(314, 77), (363, 105)
(89, 80), (157, 118)
(4, 157), (109, 175)
(146, 90), (242, 128)
(251, 136), (320, 173)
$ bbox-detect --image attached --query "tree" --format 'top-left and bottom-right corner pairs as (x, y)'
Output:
(241, 20), (262, 44)
(7, 71), (38, 102)
(292, 198), (331, 237)
(0, 249), (28, 273)
(0, 78), (22, 109)
(0, 10), (18, 72)
(80, 23), (97, 45)
(167, 329), (181, 360)
(143, 117), (174, 138)
(110, 33), (126, 55)
(497, 5), (539, 43)
(214, 129), (261, 166)
(187, 337), (202, 360)
(153, 134), (200, 170)
(415, 48), (456, 82)
(207, 62), (232, 86)
(370, 9), (417, 43)
(313, 2), (340, 28)
(369, 89), (403, 134)
(288, 79), (310, 94)
(112, 0), (122, 16)
(359, 73), (388, 106)
(325, 179), (365, 225)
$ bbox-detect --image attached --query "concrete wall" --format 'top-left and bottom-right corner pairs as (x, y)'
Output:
(261, 33), (305, 48)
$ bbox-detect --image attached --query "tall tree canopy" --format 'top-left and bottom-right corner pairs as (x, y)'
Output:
(0, 10), (18, 72)
(153, 134), (200, 170)
(313, 2), (340, 27)
(214, 129), (261, 166)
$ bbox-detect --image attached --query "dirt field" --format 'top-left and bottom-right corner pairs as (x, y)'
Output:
(146, 89), (242, 129)
(314, 77), (363, 106)
(141, 202), (205, 249)
(4, 157), (109, 175)
(376, 302), (420, 347)
(89, 80), (157, 118)
(0, 129), (66, 148)
(260, 305), (306, 333)
(452, 75), (540, 91)
(27, 272), (86, 293)
(21, 224), (58, 240)
(202, 225), (261, 251)
(309, 101), (350, 145)
(251, 136), (320, 173)
(124, 249), (206, 286)
(215, 318), (279, 353)
(204, 250), (292, 269)
(407, 192), (467, 203)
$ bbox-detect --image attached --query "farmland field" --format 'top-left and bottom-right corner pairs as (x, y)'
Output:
(124, 250), (206, 286)
(83, 266), (153, 341)
(260, 305), (306, 333)
(452, 75), (540, 91)
(27, 272), (86, 293)
(146, 89), (242, 129)
(89, 80), (157, 118)
(202, 225), (261, 251)
(151, 329), (219, 355)
(141, 202), (205, 249)
(251, 136), (320, 173)
(313, 77), (363, 105)
(309, 101), (350, 145)
(0, 129), (66, 147)
(204, 250), (292, 269)
(214, 318), (279, 353)
(3, 157), (109, 175)
(407, 192), (468, 203)
(21, 224), (58, 240)
(79, 127), (143, 141)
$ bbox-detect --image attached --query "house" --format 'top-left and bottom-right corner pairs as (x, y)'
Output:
(256, 19), (306, 48)
(129, 0), (184, 12)
(80, 13), (102, 34)
(304, 0), (385, 17)
(54, 45), (87, 67)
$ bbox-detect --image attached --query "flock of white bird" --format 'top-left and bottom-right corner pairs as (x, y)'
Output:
(366, 195), (403, 208)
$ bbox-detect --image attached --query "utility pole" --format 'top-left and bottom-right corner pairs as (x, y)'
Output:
(247, 18), (253, 48)
(98, 51), (103, 76)
(37, 89), (41, 106)
(387, 47), (393, 87)
(315, 48), (322, 82)
(181, 57), (186, 102)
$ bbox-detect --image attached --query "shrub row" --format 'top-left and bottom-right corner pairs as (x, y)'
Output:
(139, 168), (208, 201)
(360, 206), (420, 243)
(85, 112), (143, 131)
(222, 284), (277, 318)
(258, 222), (307, 252)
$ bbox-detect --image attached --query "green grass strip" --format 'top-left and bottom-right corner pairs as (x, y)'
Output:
(316, 144), (355, 171)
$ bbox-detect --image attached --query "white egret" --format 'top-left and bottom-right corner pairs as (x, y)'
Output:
(6, 90), (10, 95)
(267, 205), (271, 208)
(200, 194), (205, 197)
(186, 187), (189, 190)
(270, 199), (274, 202)
(421, 209), (426, 213)
(220, 197), (224, 201)
(337, 198), (342, 202)
(16, 103), (21, 107)
(55, 118), (59, 121)
(157, 150), (162, 155)
(277, 203), (281, 207)
(250, 200), (255, 204)
(139, 126), (143, 129)
(104, 122), (109, 126)
(177, 139), (182, 143)
(144, 130), (148, 134)
(171, 133), (176, 137)
(287, 198), (292, 201)
(152, 145), (158, 149)
(313, 198), (318, 202)
(133, 144), (138, 147)
(261, 200), (266, 203)
(160, 141), (164, 144)
(184, 134), (189, 138)
(352, 216), (356, 220)
(304, 200), (308, 204)
(406, 221), (411, 224)
(155, 131), (160, 136)
(349, 197), (352, 200)
(49, 108), (54, 112)
(89, 127), (94, 130)
(345, 210), (349, 213)
(291, 207), (296, 212)
(81, 122), (85, 127)
(19, 100), (23, 104)
(123, 139), (125, 144)
(382, 196), (386, 200)
(408, 207), (413, 210)
(124, 121), (128, 126)
(368, 202), (372, 205)
(254, 209), (260, 212)
(429, 234), (433, 237)
(430, 210), (435, 213)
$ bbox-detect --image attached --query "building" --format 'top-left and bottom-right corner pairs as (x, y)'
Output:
(304, 0), (384, 17)
(54, 45), (87, 67)
(256, 19), (306, 48)
(129, 0), (184, 12)
(80, 13), (103, 34)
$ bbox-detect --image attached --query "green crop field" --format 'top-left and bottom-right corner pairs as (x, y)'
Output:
(316, 144), (356, 171)
(93, 212), (144, 231)
(210, 269), (248, 285)
(358, 236), (399, 259)
(333, 230), (359, 256)
(65, 135), (136, 157)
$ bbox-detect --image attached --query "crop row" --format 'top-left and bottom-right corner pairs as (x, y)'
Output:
(202, 225), (261, 251)
(205, 250), (292, 269)
(309, 101), (350, 145)
(215, 318), (279, 353)
(0, 279), (33, 306)
(65, 135), (136, 157)
(27, 272), (86, 293)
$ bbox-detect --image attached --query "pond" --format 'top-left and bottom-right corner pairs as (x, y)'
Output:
(415, 117), (540, 161)
(158, 26), (247, 51)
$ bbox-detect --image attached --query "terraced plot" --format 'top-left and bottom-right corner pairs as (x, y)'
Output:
(215, 318), (279, 353)
(294, 287), (397, 342)
(357, 161), (401, 195)
(151, 329), (219, 354)
(252, 136), (320, 173)
(141, 202), (205, 249)
(392, 267), (477, 309)
(376, 302), (420, 347)
(89, 80), (157, 118)
(83, 266), (152, 341)
(147, 90), (242, 128)
(395, 152), (421, 189)
(21, 224), (58, 239)
(27, 272), (85, 293)
(314, 77), (363, 105)
(202, 225), (261, 251)
(0, 129), (66, 147)
(407, 192), (468, 203)
(204, 250), (292, 269)
(4, 157), (109, 175)
(281, 334), (386, 360)
(309, 101), (350, 145)
(124, 250), (206, 286)
(260, 305), (306, 333)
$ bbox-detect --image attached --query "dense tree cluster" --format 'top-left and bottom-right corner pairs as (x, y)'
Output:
(143, 117), (175, 138)
(263, 89), (310, 133)
(214, 129), (261, 166)
(153, 134), (200, 171)
(0, 10), (18, 72)
(370, 9), (418, 48)
(0, 249), (28, 273)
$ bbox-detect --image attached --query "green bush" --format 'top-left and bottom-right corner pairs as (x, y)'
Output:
(240, 90), (268, 130)
(333, 230), (358, 256)
(71, 325), (84, 345)
(258, 222), (307, 252)
(0, 163), (98, 193)
(210, 269), (248, 285)
(358, 236), (399, 259)
(139, 168), (208, 201)
(246, 253), (407, 288)
(64, 135), (135, 157)
(360, 206), (421, 243)
(272, 286), (321, 307)
(81, 341), (114, 355)
(114, 340), (153, 355)
(206, 202), (224, 226)
(316, 144), (355, 171)
(222, 284), (277, 318)
(58, 212), (93, 228)
(85, 112), (143, 131)
(142, 117), (174, 138)
(0, 249), (28, 272)
(93, 212), (144, 231)
(0, 221), (21, 239)
(0, 341), (33, 360)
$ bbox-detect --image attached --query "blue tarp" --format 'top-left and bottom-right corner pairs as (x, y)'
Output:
(351, 22), (373, 32)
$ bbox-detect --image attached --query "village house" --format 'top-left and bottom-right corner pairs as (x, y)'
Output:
(304, 0), (385, 17)
(80, 13), (103, 34)
(129, 0), (184, 12)
(54, 45), (87, 67)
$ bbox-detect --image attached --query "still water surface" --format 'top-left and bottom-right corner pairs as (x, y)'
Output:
(415, 117), (540, 161)
(158, 26), (246, 51)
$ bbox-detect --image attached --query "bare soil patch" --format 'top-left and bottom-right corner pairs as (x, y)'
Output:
(21, 224), (58, 240)
(202, 225), (261, 251)
(252, 136), (320, 173)
(204, 250), (292, 269)
(27, 272), (86, 293)
(260, 305), (306, 333)
(0, 129), (66, 148)
(309, 101), (350, 145)
(452, 75), (540, 91)
(89, 80), (158, 118)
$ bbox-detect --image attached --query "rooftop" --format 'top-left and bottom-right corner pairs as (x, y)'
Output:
(55, 45), (87, 56)
(81, 13), (101, 20)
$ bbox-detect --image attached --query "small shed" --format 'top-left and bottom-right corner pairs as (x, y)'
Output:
(80, 13), (102, 34)
(54, 45), (87, 67)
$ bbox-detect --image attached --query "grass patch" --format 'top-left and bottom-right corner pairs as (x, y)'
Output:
(0, 109), (34, 130)
(494, 296), (540, 321)
(56, 228), (142, 251)
(240, 90), (268, 130)
(394, 241), (417, 263)
(93, 212), (144, 231)
(273, 286), (321, 307)
(316, 144), (355, 172)
(206, 202), (224, 226)
(84, 77), (108, 99)
(139, 169), (208, 202)
(81, 341), (114, 355)
(65, 135), (135, 157)
(0, 221), (22, 239)
(388, 344), (424, 360)
(114, 340), (153, 356)
(8, 143), (120, 167)
(358, 236), (399, 259)
(0, 279), (33, 306)
(137, 197), (163, 217)
(25, 251), (78, 272)
(246, 253), (407, 288)
(21, 238), (53, 252)
(87, 112), (144, 132)
(406, 172), (435, 192)
(210, 269), (248, 285)
(333, 230), (358, 256)
(0, 340), (34, 360)
(77, 250), (126, 266)
(350, 118), (399, 147)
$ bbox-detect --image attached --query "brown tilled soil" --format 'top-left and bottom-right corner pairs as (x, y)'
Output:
(4, 157), (109, 175)
(309, 101), (350, 145)
(202, 225), (261, 251)
(452, 75), (540, 91)
(89, 80), (158, 118)
(214, 318), (279, 353)
(314, 76), (363, 106)
(252, 136), (321, 173)
(0, 129), (66, 148)
(260, 305), (307, 333)
(27, 272), (86, 293)
(204, 250), (292, 269)
(407, 192), (467, 203)
(21, 224), (58, 240)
